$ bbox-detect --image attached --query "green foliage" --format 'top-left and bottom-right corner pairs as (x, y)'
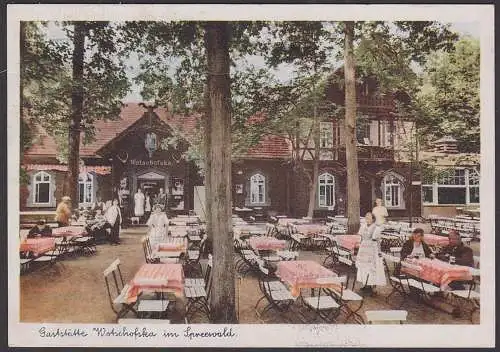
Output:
(417, 37), (480, 153)
(21, 21), (131, 157)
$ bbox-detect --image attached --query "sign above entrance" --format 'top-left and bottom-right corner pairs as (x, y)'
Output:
(137, 171), (166, 180)
(131, 159), (169, 167)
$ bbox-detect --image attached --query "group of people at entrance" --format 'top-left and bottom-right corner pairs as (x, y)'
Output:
(133, 187), (168, 224)
(355, 198), (475, 295)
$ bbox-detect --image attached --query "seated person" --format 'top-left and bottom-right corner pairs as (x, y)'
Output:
(400, 228), (432, 261)
(436, 230), (474, 267)
(27, 220), (53, 238)
(86, 209), (111, 244)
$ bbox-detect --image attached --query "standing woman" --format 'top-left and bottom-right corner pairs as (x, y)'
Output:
(144, 192), (152, 222)
(55, 196), (72, 227)
(105, 198), (122, 245)
(356, 212), (386, 295)
(372, 198), (389, 226)
(147, 204), (169, 246)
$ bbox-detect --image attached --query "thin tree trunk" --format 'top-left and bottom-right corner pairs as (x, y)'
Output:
(307, 87), (320, 218)
(64, 22), (86, 207)
(203, 84), (212, 238)
(205, 22), (237, 323)
(344, 21), (360, 234)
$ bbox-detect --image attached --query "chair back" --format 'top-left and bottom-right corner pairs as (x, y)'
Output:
(141, 236), (155, 263)
(103, 258), (125, 313)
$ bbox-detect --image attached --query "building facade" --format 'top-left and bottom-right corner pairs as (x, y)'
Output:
(21, 87), (478, 221)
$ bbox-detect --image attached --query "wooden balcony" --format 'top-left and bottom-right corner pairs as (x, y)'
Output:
(333, 145), (394, 161)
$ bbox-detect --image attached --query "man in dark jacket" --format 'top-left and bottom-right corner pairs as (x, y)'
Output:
(436, 230), (474, 267)
(400, 228), (432, 261)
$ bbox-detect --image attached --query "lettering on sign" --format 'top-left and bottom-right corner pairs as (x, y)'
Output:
(130, 159), (169, 166)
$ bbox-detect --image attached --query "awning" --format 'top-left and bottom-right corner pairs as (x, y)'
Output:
(23, 164), (112, 175)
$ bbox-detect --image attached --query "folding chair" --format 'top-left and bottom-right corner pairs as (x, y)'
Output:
(72, 235), (97, 256)
(301, 279), (343, 323)
(448, 278), (480, 322)
(183, 235), (207, 277)
(382, 255), (409, 308)
(329, 275), (364, 324)
(20, 252), (34, 274)
(254, 263), (296, 322)
(31, 246), (63, 271)
(365, 310), (407, 324)
(103, 259), (138, 321)
(184, 255), (212, 323)
(185, 259), (212, 287)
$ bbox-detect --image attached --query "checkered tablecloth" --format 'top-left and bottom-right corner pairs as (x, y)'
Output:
(335, 235), (362, 251)
(402, 258), (472, 290)
(423, 234), (450, 247)
(19, 238), (56, 256)
(276, 260), (340, 297)
(51, 226), (87, 237)
(248, 236), (286, 251)
(127, 264), (184, 303)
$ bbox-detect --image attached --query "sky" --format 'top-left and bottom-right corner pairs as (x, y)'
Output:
(44, 21), (480, 102)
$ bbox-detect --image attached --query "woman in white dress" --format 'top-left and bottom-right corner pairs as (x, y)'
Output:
(372, 198), (388, 226)
(105, 198), (122, 245)
(134, 188), (145, 219)
(146, 204), (169, 245)
(355, 212), (386, 294)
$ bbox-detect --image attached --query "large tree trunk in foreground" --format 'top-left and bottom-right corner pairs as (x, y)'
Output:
(205, 22), (237, 323)
(64, 22), (86, 207)
(307, 94), (320, 218)
(344, 21), (361, 234)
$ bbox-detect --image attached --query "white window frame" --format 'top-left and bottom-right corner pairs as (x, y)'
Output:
(319, 122), (334, 148)
(249, 173), (266, 205)
(422, 168), (479, 205)
(78, 173), (94, 205)
(33, 171), (52, 205)
(318, 173), (335, 208)
(383, 174), (403, 208)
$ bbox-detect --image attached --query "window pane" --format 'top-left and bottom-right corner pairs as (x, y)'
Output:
(85, 183), (92, 203)
(36, 183), (50, 203)
(43, 174), (50, 181)
(469, 187), (480, 203)
(437, 187), (466, 204)
(79, 183), (85, 204)
(422, 186), (433, 203)
(392, 186), (399, 206)
(35, 174), (41, 181)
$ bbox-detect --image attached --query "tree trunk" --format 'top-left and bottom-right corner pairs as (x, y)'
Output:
(307, 89), (320, 218)
(203, 84), (212, 238)
(204, 22), (237, 323)
(344, 21), (360, 234)
(64, 22), (86, 208)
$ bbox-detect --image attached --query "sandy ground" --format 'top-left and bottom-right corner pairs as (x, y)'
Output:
(19, 226), (480, 324)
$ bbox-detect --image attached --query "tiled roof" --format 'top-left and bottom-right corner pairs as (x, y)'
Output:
(23, 164), (111, 175)
(241, 134), (291, 159)
(24, 103), (291, 160)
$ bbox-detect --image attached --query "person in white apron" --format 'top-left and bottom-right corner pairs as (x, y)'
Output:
(144, 192), (152, 222)
(356, 212), (386, 295)
(134, 188), (145, 220)
(146, 204), (169, 246)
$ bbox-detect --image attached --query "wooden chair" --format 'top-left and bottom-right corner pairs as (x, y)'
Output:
(184, 255), (213, 323)
(103, 258), (137, 322)
(301, 280), (342, 323)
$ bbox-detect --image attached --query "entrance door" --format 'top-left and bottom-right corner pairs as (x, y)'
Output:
(137, 171), (167, 206)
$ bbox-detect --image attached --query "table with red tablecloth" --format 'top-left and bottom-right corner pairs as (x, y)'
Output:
(248, 236), (286, 251)
(424, 234), (450, 247)
(51, 226), (87, 238)
(334, 235), (361, 251)
(127, 263), (184, 303)
(276, 260), (341, 297)
(401, 258), (473, 290)
(19, 238), (56, 256)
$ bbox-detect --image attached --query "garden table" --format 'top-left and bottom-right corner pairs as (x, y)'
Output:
(424, 234), (450, 247)
(334, 235), (361, 251)
(293, 224), (328, 237)
(276, 260), (340, 297)
(19, 238), (56, 256)
(154, 237), (188, 254)
(401, 258), (472, 290)
(248, 236), (286, 251)
(127, 263), (184, 303)
(51, 226), (87, 238)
